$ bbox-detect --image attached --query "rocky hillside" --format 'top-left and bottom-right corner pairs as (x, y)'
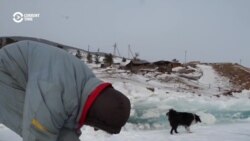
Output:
(212, 63), (250, 90)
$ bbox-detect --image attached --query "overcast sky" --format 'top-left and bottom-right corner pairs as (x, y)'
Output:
(1, 0), (250, 67)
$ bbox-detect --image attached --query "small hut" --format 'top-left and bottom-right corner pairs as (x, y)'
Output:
(153, 60), (172, 73)
(125, 60), (152, 72)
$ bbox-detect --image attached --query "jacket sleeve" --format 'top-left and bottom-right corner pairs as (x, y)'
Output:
(22, 79), (69, 141)
(57, 128), (81, 141)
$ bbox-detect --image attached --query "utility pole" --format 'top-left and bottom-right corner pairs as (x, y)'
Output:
(113, 43), (117, 56)
(116, 46), (121, 57)
(128, 44), (130, 59)
(128, 44), (134, 59)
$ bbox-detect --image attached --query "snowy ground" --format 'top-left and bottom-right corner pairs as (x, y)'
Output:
(1, 62), (250, 141)
(1, 122), (250, 141)
(80, 122), (250, 141)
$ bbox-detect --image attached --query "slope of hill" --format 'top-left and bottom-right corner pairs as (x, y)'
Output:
(213, 63), (250, 90)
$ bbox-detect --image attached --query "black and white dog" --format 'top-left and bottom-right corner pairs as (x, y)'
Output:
(166, 109), (201, 134)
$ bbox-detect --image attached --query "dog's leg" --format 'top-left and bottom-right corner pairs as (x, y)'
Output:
(174, 126), (178, 134)
(170, 127), (174, 134)
(185, 126), (192, 133)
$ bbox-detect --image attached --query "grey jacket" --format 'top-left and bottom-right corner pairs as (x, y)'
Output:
(0, 40), (103, 141)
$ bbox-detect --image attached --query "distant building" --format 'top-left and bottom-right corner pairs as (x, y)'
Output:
(153, 60), (172, 73)
(126, 60), (150, 67)
(171, 62), (182, 68)
(153, 60), (182, 73)
(125, 60), (153, 72)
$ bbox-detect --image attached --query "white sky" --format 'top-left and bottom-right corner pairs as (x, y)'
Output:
(1, 0), (250, 67)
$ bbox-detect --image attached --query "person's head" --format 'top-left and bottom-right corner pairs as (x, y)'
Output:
(85, 87), (131, 134)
